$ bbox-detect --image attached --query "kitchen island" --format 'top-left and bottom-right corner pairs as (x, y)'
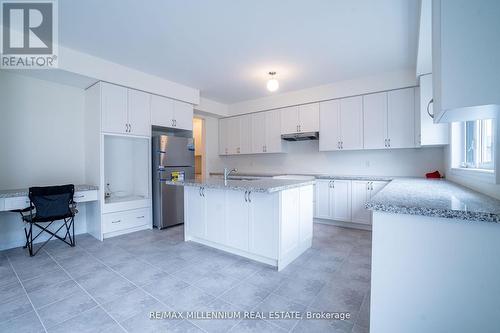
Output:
(366, 178), (500, 333)
(166, 177), (315, 270)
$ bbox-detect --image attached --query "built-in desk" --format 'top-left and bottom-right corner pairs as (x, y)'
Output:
(0, 185), (99, 212)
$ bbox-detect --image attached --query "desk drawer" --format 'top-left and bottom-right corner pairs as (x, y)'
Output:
(4, 196), (30, 210)
(102, 208), (150, 234)
(74, 190), (98, 203)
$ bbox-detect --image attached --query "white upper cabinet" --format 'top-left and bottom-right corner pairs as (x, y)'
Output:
(151, 95), (193, 130)
(363, 92), (388, 150)
(227, 117), (240, 155)
(418, 74), (449, 146)
(101, 83), (128, 134)
(218, 118), (229, 155)
(239, 114), (253, 154)
(127, 89), (151, 136)
(101, 82), (151, 136)
(281, 104), (319, 134)
(280, 106), (300, 134)
(387, 88), (416, 149)
(339, 97), (363, 150)
(173, 101), (194, 131)
(265, 109), (283, 153)
(432, 0), (500, 123)
(319, 97), (362, 151)
(251, 112), (266, 154)
(319, 100), (341, 151)
(151, 94), (174, 128)
(298, 103), (320, 132)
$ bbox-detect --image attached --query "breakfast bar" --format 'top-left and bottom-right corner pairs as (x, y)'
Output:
(166, 177), (315, 270)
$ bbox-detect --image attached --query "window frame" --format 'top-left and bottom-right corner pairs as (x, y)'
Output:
(460, 119), (495, 171)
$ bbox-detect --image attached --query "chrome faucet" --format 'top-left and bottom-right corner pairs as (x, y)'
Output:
(224, 168), (238, 185)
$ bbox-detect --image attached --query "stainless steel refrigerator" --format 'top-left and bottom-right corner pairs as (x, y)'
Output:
(152, 134), (195, 229)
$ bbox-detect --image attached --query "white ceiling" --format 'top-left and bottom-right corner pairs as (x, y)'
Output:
(59, 0), (418, 104)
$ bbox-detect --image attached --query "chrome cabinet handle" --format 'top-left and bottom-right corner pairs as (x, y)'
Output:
(74, 195), (84, 199)
(201, 187), (205, 197)
(427, 98), (434, 119)
(247, 191), (251, 203)
(341, 141), (343, 149)
(199, 187), (202, 197)
(384, 139), (387, 147)
(111, 220), (121, 224)
(332, 181), (335, 189)
(136, 215), (145, 219)
(388, 139), (391, 147)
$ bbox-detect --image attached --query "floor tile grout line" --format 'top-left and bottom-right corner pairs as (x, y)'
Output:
(5, 255), (49, 333)
(71, 245), (206, 333)
(43, 249), (129, 333)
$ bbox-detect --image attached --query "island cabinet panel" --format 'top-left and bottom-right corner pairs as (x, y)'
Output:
(249, 192), (279, 259)
(205, 188), (226, 244)
(184, 185), (313, 271)
(185, 186), (206, 239)
(225, 190), (249, 251)
(280, 188), (301, 256)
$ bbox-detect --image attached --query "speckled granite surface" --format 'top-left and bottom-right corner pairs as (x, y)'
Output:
(0, 185), (99, 198)
(210, 172), (394, 181)
(366, 178), (500, 223)
(165, 178), (315, 193)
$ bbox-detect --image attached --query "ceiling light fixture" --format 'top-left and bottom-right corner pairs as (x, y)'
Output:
(266, 71), (279, 92)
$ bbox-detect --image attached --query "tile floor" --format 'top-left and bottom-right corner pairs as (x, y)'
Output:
(0, 223), (371, 333)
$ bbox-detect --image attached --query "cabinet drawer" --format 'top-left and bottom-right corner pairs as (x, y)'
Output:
(103, 208), (150, 234)
(4, 196), (30, 210)
(73, 190), (98, 203)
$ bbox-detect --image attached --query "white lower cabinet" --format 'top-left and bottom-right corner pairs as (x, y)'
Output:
(314, 179), (351, 221)
(315, 179), (388, 227)
(185, 186), (206, 239)
(102, 208), (151, 235)
(185, 185), (313, 270)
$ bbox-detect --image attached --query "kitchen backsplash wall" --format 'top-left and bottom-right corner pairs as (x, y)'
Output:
(211, 139), (445, 177)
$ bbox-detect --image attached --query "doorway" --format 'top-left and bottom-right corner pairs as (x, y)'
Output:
(193, 117), (205, 179)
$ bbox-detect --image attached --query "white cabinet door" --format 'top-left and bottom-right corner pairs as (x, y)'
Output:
(185, 186), (206, 239)
(225, 190), (249, 251)
(331, 180), (351, 222)
(249, 191), (277, 258)
(351, 181), (371, 224)
(340, 96), (363, 150)
(388, 88), (415, 149)
(151, 95), (174, 128)
(101, 83), (128, 134)
(363, 92), (388, 149)
(205, 188), (226, 244)
(227, 117), (241, 155)
(319, 100), (341, 151)
(173, 101), (193, 131)
(219, 118), (228, 155)
(280, 106), (299, 134)
(127, 89), (151, 136)
(419, 74), (449, 146)
(298, 103), (319, 132)
(314, 180), (331, 219)
(298, 185), (313, 242)
(265, 109), (283, 153)
(251, 112), (266, 153)
(239, 114), (252, 154)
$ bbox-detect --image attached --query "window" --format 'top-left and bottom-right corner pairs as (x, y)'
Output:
(461, 119), (494, 170)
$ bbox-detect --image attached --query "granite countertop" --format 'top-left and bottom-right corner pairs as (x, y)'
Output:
(209, 172), (394, 181)
(0, 185), (99, 199)
(165, 177), (315, 193)
(366, 178), (500, 223)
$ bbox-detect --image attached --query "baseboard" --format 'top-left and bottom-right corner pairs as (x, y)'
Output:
(314, 218), (372, 231)
(277, 237), (312, 271)
(186, 236), (277, 268)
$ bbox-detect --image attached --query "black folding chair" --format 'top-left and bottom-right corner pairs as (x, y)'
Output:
(19, 184), (77, 256)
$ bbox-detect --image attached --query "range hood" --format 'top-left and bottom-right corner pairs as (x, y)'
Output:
(281, 132), (319, 141)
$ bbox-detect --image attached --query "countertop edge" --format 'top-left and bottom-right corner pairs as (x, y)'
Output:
(164, 180), (316, 193)
(0, 185), (99, 199)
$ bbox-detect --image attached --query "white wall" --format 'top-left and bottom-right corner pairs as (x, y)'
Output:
(0, 71), (88, 250)
(211, 140), (444, 177)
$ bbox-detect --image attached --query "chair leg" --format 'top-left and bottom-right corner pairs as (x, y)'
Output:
(23, 227), (28, 249)
(72, 216), (75, 246)
(28, 224), (33, 257)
